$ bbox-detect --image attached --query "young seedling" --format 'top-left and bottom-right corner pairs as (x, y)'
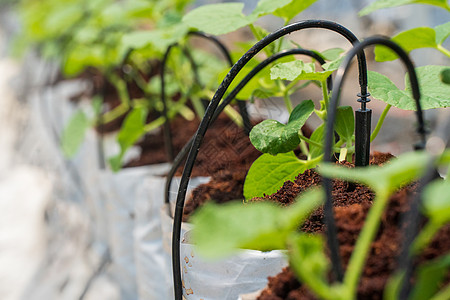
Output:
(190, 150), (450, 300)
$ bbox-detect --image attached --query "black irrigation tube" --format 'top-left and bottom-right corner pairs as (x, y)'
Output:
(323, 36), (427, 284)
(397, 160), (437, 300)
(161, 31), (251, 161)
(188, 31), (252, 135)
(164, 48), (331, 214)
(172, 20), (368, 299)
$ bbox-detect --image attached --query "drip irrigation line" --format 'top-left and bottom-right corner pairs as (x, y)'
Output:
(323, 36), (426, 285)
(164, 48), (329, 214)
(172, 20), (368, 299)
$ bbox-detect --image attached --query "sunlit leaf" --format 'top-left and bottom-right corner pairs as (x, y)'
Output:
(335, 106), (354, 142)
(367, 66), (450, 110)
(182, 3), (250, 35)
(359, 0), (450, 16)
(250, 100), (314, 154)
(244, 152), (318, 199)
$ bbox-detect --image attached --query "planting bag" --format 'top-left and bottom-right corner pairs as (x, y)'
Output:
(100, 164), (170, 300)
(238, 290), (262, 300)
(136, 176), (209, 300)
(181, 230), (288, 300)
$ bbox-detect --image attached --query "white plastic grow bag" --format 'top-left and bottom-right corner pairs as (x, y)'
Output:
(135, 175), (209, 300)
(180, 230), (288, 300)
(99, 164), (170, 300)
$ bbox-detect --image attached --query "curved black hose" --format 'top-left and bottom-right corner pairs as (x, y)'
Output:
(188, 31), (252, 134)
(322, 36), (426, 286)
(161, 31), (249, 161)
(164, 48), (329, 209)
(172, 20), (368, 299)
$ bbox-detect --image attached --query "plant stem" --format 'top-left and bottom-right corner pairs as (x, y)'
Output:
(178, 105), (195, 121)
(249, 24), (272, 57)
(437, 44), (450, 59)
(283, 89), (294, 114)
(339, 148), (348, 162)
(190, 96), (206, 118)
(411, 220), (442, 254)
(298, 135), (343, 152)
(101, 103), (129, 124)
(143, 116), (165, 132)
(108, 72), (130, 105)
(371, 104), (391, 142)
(344, 190), (390, 299)
(129, 69), (150, 94)
(282, 77), (311, 158)
(321, 79), (329, 110)
(223, 105), (244, 128)
(298, 131), (311, 159)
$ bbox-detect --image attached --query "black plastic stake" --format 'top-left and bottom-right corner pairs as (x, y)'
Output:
(355, 108), (372, 166)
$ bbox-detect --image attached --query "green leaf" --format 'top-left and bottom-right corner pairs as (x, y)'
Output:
(250, 24), (276, 54)
(289, 233), (329, 280)
(248, 0), (292, 21)
(434, 22), (450, 45)
(359, 0), (450, 16)
(374, 27), (437, 62)
(270, 60), (334, 82)
(320, 48), (345, 61)
(120, 22), (188, 55)
(422, 179), (450, 223)
(63, 44), (108, 76)
(244, 152), (318, 199)
(190, 188), (324, 258)
(61, 110), (90, 158)
(309, 124), (325, 158)
(384, 272), (404, 300)
(218, 65), (271, 99)
(272, 0), (317, 23)
(318, 151), (430, 193)
(335, 106), (355, 142)
(182, 3), (250, 35)
(441, 68), (450, 85)
(373, 22), (450, 62)
(288, 233), (342, 300)
(109, 106), (148, 171)
(410, 254), (450, 300)
(250, 87), (278, 101)
(367, 66), (450, 110)
(322, 56), (344, 72)
(250, 100), (314, 155)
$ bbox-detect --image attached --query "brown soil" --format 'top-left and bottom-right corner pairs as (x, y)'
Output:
(181, 123), (314, 219)
(125, 113), (264, 177)
(182, 169), (248, 222)
(257, 152), (450, 300)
